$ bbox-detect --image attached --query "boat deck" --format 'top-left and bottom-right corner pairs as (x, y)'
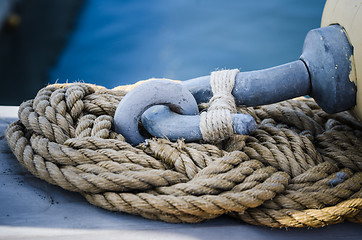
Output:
(1, 106), (361, 240)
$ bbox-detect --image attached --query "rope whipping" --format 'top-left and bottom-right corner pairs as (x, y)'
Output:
(200, 69), (239, 142)
(5, 80), (362, 228)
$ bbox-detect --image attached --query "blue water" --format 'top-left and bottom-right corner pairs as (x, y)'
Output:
(50, 0), (326, 87)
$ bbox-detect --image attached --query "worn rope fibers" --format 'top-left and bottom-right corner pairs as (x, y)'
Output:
(5, 82), (362, 227)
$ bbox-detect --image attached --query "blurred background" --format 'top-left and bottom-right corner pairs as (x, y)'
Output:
(0, 0), (326, 105)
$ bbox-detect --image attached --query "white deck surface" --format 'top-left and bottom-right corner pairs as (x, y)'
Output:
(0, 106), (361, 240)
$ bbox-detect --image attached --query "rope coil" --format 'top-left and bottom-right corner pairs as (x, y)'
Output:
(5, 81), (362, 227)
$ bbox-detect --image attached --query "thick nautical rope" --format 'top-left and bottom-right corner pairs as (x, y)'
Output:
(5, 82), (362, 227)
(200, 69), (239, 142)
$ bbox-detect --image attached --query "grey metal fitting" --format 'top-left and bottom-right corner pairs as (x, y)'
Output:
(141, 105), (256, 142)
(113, 80), (199, 146)
(114, 25), (357, 146)
(300, 25), (356, 113)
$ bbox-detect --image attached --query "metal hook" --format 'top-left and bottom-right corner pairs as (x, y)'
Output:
(114, 79), (257, 145)
(114, 25), (356, 145)
(113, 80), (199, 146)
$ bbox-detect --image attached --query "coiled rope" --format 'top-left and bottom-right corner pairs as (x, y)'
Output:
(5, 81), (362, 227)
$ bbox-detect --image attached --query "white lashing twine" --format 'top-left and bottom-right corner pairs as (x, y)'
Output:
(200, 69), (239, 142)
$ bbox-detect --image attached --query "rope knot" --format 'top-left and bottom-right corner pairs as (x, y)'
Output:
(200, 69), (239, 142)
(208, 92), (237, 112)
